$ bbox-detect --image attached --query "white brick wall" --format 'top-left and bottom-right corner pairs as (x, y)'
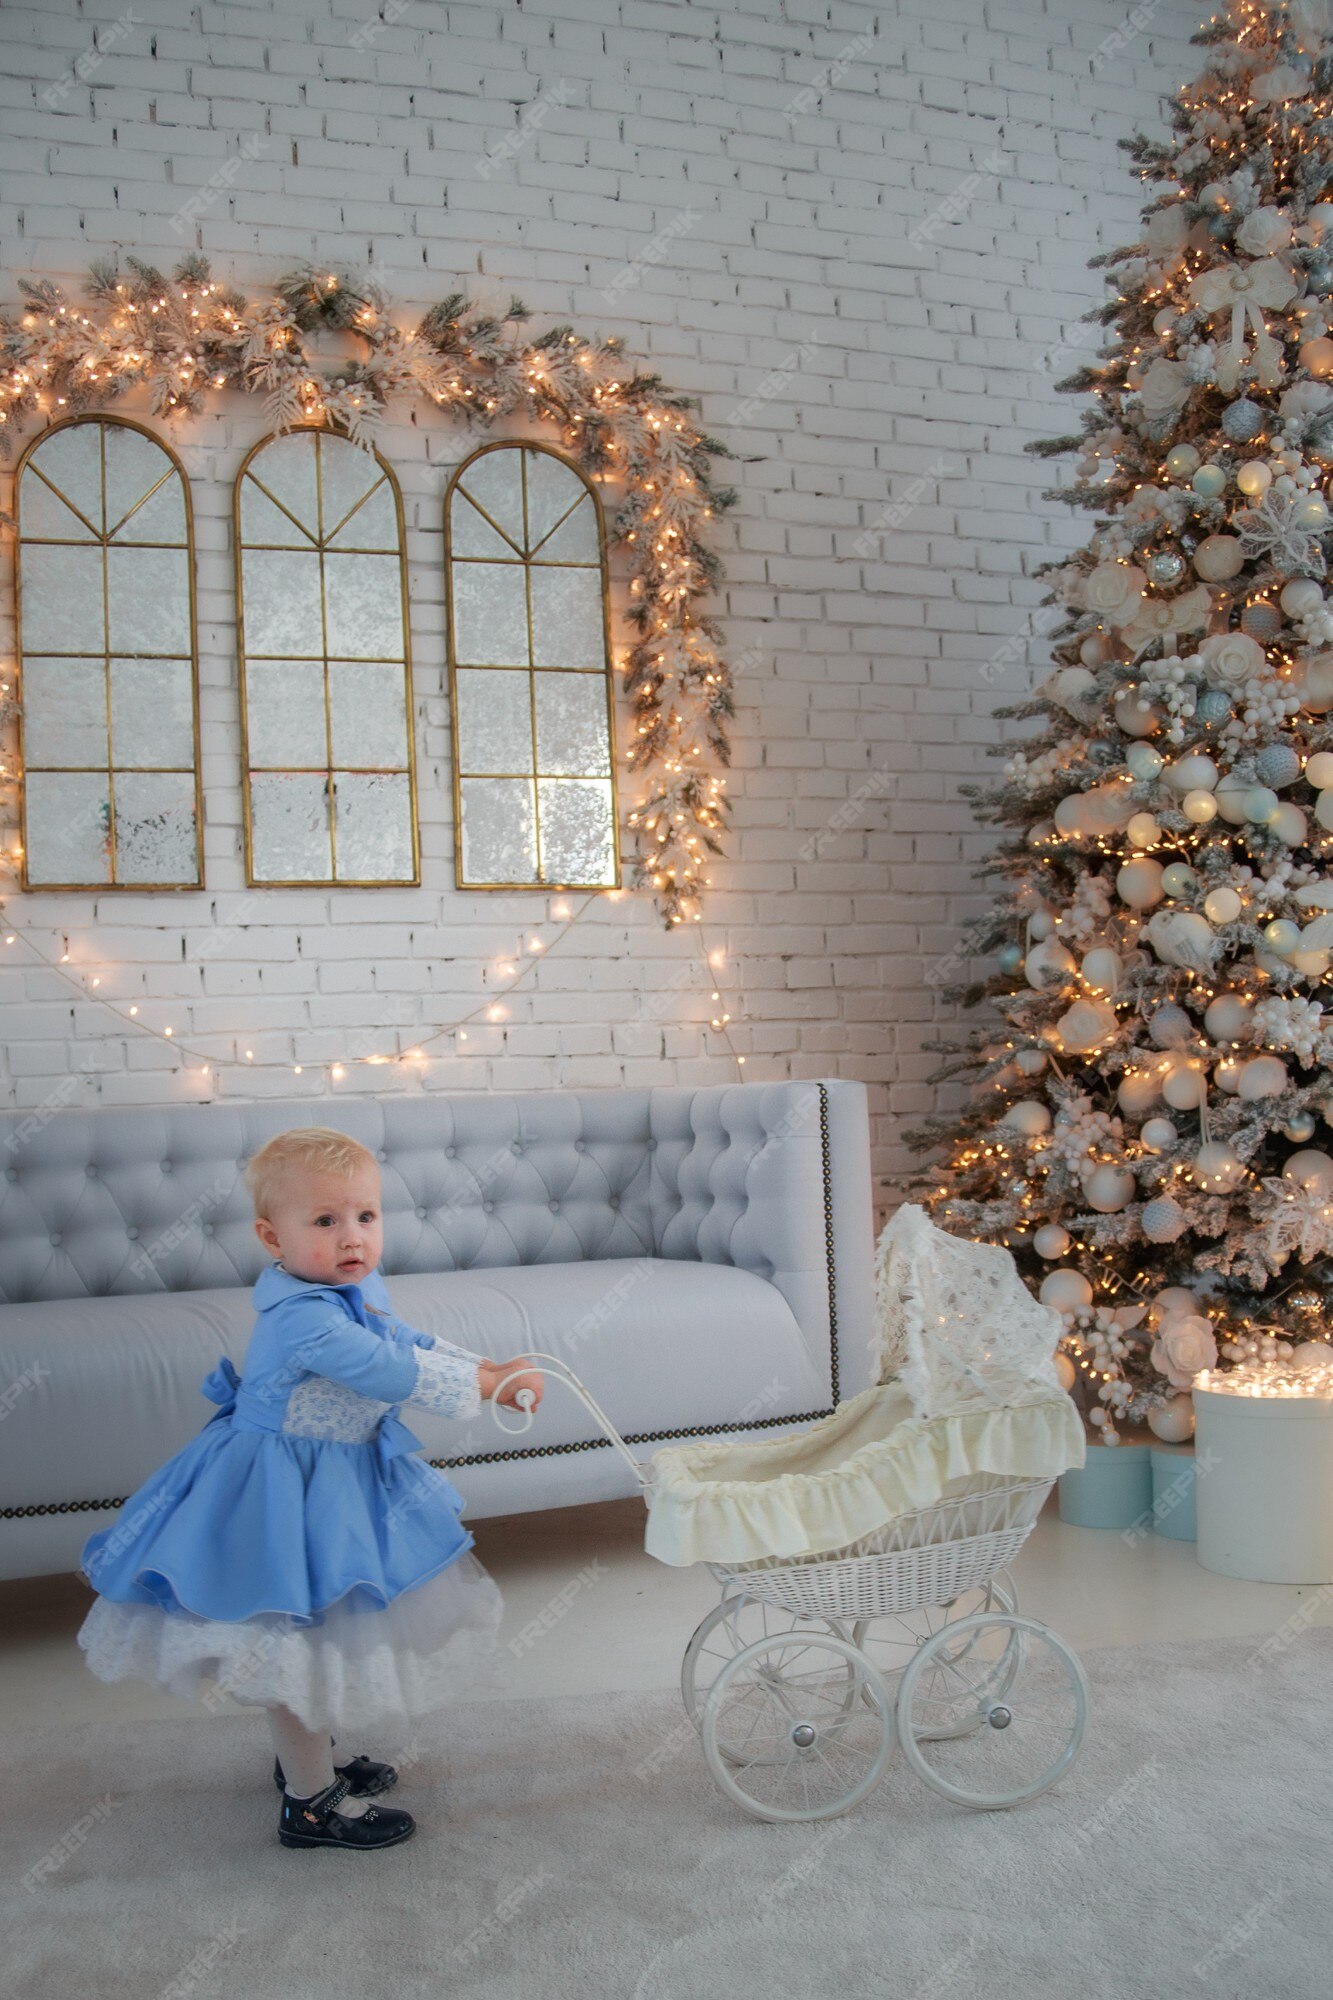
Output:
(0, 0), (1201, 1215)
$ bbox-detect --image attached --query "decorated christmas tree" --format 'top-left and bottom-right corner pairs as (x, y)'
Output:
(909, 0), (1333, 1445)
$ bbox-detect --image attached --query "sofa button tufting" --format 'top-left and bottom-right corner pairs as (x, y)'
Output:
(483, 1200), (494, 1212)
(415, 1206), (426, 1219)
(573, 1139), (585, 1152)
(86, 1164), (98, 1178)
(377, 1149), (387, 1161)
(446, 1146), (457, 1158)
(126, 1227), (139, 1240)
(549, 1200), (560, 1212)
(6, 1167), (17, 1181)
(49, 1233), (61, 1246)
(512, 1141), (523, 1155)
(203, 1224), (214, 1236)
(160, 1160), (172, 1174)
(609, 1195), (620, 1209)
(646, 1139), (658, 1151)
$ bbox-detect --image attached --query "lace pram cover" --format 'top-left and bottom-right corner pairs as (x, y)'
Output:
(873, 1202), (1066, 1420)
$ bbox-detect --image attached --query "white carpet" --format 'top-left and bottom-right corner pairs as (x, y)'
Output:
(3, 1628), (1328, 2000)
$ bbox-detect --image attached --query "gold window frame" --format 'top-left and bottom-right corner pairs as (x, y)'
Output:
(14, 413), (204, 892)
(233, 425), (421, 889)
(444, 439), (622, 891)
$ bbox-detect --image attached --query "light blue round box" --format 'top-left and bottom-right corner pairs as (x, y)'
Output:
(1148, 1442), (1198, 1543)
(1057, 1440), (1152, 1530)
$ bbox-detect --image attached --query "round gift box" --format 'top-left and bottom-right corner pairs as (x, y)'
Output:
(1149, 1442), (1197, 1543)
(1194, 1385), (1333, 1583)
(1058, 1440), (1152, 1530)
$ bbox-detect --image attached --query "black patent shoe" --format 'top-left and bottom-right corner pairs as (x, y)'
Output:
(274, 1735), (398, 1796)
(278, 1774), (416, 1851)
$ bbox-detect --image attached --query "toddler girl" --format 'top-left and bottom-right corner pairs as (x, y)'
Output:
(75, 1126), (543, 1852)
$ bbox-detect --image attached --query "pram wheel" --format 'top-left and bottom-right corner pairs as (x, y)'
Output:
(680, 1596), (849, 1741)
(701, 1632), (894, 1823)
(896, 1613), (1088, 1810)
(850, 1571), (1016, 1727)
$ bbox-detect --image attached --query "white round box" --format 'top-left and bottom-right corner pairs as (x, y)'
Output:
(1194, 1385), (1333, 1584)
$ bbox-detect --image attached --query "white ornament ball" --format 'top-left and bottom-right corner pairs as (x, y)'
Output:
(1203, 886), (1243, 927)
(1148, 1002), (1193, 1048)
(1127, 811), (1161, 849)
(1040, 1268), (1094, 1313)
(1239, 1055), (1289, 1100)
(1126, 743), (1165, 780)
(1147, 909), (1215, 969)
(1283, 1148), (1333, 1197)
(1028, 908), (1055, 941)
(1244, 785), (1281, 824)
(1183, 789), (1218, 825)
(1292, 1340), (1332, 1370)
(1214, 1056), (1245, 1095)
(1119, 1068), (1162, 1116)
(1152, 1285), (1201, 1326)
(1117, 857), (1165, 909)
(1034, 1223), (1072, 1259)
(1236, 462), (1272, 498)
(1214, 780), (1253, 825)
(1141, 1197), (1189, 1243)
(1015, 1048), (1048, 1075)
(1193, 534), (1245, 581)
(1164, 753), (1218, 793)
(1148, 1397), (1196, 1444)
(1115, 689), (1160, 737)
(1315, 788), (1333, 833)
(1305, 751), (1333, 790)
(1162, 1060), (1207, 1110)
(1002, 1100), (1052, 1136)
(1081, 947), (1123, 995)
(1282, 578), (1325, 617)
(1270, 802), (1308, 846)
(1025, 937), (1078, 989)
(1053, 1352), (1077, 1392)
(1140, 1117), (1178, 1153)
(1192, 1141), (1246, 1192)
(1264, 918), (1303, 956)
(1204, 992), (1250, 1040)
(1083, 1164), (1136, 1212)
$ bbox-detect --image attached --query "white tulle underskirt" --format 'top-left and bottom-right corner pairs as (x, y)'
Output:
(76, 1551), (509, 1737)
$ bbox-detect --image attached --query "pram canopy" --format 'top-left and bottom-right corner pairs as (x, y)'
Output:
(644, 1204), (1086, 1568)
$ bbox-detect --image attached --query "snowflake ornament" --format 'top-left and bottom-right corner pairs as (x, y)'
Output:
(1232, 488), (1328, 576)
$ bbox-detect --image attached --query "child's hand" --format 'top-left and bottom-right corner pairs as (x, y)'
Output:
(478, 1358), (545, 1411)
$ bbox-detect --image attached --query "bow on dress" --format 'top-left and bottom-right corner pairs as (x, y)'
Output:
(197, 1351), (427, 1476)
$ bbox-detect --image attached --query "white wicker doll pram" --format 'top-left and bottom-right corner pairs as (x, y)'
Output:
(492, 1203), (1090, 1824)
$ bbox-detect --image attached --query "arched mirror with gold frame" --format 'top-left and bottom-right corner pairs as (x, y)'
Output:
(15, 414), (203, 890)
(234, 427), (419, 887)
(444, 441), (620, 890)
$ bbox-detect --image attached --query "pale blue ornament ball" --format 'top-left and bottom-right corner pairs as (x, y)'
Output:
(1196, 689), (1232, 725)
(1161, 863), (1197, 896)
(1221, 399), (1266, 442)
(1243, 785), (1281, 823)
(1191, 464), (1228, 499)
(998, 943), (1023, 972)
(1284, 1111), (1318, 1141)
(1256, 743), (1302, 788)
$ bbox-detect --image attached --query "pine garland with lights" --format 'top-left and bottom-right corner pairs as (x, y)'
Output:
(909, 0), (1333, 1444)
(0, 256), (740, 927)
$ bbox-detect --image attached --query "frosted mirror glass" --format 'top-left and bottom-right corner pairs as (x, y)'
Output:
(237, 429), (419, 886)
(16, 418), (201, 889)
(446, 443), (619, 888)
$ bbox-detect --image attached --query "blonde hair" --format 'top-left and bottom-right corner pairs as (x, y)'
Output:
(244, 1127), (380, 1219)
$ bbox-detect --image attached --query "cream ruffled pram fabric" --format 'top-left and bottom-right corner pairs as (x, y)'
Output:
(643, 1203), (1086, 1569)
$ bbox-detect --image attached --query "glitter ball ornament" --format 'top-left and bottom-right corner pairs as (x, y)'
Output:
(1142, 1197), (1189, 1243)
(1147, 548), (1187, 587)
(1240, 598), (1283, 642)
(1256, 743), (1301, 788)
(1289, 1291), (1323, 1319)
(1148, 1003), (1193, 1047)
(1195, 689), (1232, 725)
(1221, 398), (1266, 442)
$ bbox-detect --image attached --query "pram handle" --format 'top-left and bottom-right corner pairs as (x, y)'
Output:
(487, 1353), (653, 1492)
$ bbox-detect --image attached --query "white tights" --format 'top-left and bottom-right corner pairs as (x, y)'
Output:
(266, 1703), (376, 1818)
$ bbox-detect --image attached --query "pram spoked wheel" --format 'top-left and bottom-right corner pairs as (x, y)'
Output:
(850, 1570), (1017, 1731)
(681, 1595), (850, 1743)
(896, 1612), (1088, 1810)
(700, 1632), (894, 1823)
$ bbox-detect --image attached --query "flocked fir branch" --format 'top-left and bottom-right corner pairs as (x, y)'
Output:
(0, 259), (741, 927)
(910, 0), (1333, 1443)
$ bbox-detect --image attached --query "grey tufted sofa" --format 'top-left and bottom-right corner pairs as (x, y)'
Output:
(0, 1078), (874, 1583)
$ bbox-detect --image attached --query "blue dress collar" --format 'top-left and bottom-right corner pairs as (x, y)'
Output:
(253, 1261), (392, 1315)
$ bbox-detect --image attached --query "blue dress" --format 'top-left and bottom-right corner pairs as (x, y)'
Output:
(75, 1263), (506, 1736)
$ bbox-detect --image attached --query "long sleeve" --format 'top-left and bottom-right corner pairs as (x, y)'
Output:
(272, 1292), (421, 1405)
(403, 1344), (483, 1422)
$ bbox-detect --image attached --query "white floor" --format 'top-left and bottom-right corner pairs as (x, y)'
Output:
(2, 1490), (1330, 1731)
